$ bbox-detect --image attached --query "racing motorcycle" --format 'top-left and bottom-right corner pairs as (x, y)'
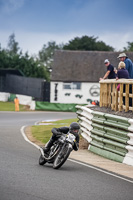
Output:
(39, 132), (76, 169)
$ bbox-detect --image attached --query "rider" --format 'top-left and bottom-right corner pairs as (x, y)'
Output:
(43, 122), (80, 153)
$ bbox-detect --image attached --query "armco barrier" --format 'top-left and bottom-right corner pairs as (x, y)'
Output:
(76, 105), (133, 166)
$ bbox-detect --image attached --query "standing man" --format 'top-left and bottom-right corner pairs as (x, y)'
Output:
(99, 59), (116, 80)
(14, 97), (19, 112)
(117, 52), (133, 78)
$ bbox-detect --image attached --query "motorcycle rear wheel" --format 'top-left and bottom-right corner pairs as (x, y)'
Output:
(39, 155), (47, 165)
(53, 144), (71, 169)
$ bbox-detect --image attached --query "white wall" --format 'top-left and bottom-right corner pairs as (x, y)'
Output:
(0, 92), (35, 110)
(0, 92), (10, 102)
(50, 82), (100, 104)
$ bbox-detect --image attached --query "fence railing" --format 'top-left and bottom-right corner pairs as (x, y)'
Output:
(100, 79), (133, 112)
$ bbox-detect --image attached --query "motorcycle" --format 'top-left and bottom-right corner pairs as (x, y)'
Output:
(39, 132), (76, 169)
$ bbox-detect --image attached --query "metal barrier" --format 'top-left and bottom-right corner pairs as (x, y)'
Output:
(76, 105), (133, 166)
(100, 79), (133, 112)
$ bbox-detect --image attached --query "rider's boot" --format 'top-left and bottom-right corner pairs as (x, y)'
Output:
(43, 138), (54, 153)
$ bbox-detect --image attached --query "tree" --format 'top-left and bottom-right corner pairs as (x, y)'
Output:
(123, 42), (133, 52)
(12, 52), (50, 81)
(7, 33), (20, 55)
(0, 43), (50, 81)
(0, 49), (10, 68)
(38, 41), (63, 72)
(63, 35), (114, 51)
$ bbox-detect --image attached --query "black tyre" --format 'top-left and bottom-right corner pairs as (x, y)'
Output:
(53, 144), (71, 169)
(39, 155), (47, 165)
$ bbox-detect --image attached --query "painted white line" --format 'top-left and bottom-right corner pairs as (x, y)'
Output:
(68, 158), (133, 184)
(21, 125), (133, 184)
(21, 126), (40, 150)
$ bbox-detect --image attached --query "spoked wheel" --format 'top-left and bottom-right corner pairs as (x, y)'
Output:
(53, 144), (71, 169)
(39, 154), (47, 165)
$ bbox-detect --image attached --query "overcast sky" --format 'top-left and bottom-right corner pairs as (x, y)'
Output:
(0, 0), (133, 55)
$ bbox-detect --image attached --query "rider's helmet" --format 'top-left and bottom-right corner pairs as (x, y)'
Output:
(69, 122), (80, 135)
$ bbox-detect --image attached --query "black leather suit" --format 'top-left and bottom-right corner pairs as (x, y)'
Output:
(51, 126), (80, 151)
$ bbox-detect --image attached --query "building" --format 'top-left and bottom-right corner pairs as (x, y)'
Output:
(50, 50), (133, 104)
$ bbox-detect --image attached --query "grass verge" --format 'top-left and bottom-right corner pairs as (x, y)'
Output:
(0, 102), (30, 111)
(31, 118), (78, 144)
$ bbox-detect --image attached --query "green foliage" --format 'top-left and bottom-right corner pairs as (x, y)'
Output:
(123, 42), (133, 52)
(0, 34), (50, 81)
(7, 33), (20, 55)
(0, 49), (50, 80)
(38, 41), (63, 72)
(63, 35), (114, 51)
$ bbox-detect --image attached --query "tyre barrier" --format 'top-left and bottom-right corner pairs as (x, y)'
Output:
(76, 105), (133, 166)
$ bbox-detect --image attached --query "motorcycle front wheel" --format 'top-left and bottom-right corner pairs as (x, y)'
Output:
(39, 155), (47, 165)
(53, 144), (71, 169)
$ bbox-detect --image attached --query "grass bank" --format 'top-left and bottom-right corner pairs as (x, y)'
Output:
(31, 118), (78, 144)
(0, 101), (30, 111)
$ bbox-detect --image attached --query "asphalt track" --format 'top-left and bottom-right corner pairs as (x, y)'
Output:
(0, 111), (133, 200)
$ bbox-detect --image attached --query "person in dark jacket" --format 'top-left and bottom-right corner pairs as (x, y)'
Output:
(99, 59), (116, 80)
(43, 122), (80, 153)
(117, 52), (133, 79)
(116, 61), (132, 106)
(116, 61), (129, 79)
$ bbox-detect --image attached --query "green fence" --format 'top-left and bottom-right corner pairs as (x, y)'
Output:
(36, 101), (86, 112)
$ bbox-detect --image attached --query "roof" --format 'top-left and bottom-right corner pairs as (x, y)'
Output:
(51, 50), (133, 82)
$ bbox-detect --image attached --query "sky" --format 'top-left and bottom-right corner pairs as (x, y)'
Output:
(0, 0), (133, 56)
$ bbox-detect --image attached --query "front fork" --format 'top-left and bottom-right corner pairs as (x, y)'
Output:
(58, 143), (73, 158)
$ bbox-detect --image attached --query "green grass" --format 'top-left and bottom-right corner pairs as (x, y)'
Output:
(0, 101), (29, 111)
(31, 118), (78, 144)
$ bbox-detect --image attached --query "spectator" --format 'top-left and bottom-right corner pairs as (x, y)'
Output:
(116, 61), (132, 106)
(99, 59), (116, 80)
(116, 61), (129, 79)
(117, 52), (133, 78)
(14, 97), (19, 112)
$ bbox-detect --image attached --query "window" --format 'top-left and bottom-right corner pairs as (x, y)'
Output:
(63, 82), (81, 90)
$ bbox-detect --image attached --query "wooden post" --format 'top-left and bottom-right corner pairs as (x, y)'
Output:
(108, 84), (111, 107)
(115, 84), (118, 111)
(125, 84), (129, 112)
(100, 83), (103, 107)
(104, 83), (108, 107)
(119, 83), (123, 111)
(111, 83), (116, 110)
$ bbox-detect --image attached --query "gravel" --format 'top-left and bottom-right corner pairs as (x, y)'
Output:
(89, 105), (133, 119)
